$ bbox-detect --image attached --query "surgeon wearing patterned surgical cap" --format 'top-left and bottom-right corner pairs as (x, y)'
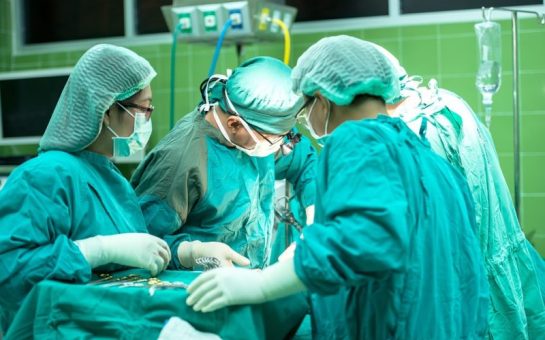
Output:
(0, 44), (171, 333)
(131, 56), (317, 271)
(185, 35), (489, 340)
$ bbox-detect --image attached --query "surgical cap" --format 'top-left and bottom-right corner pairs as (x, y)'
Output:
(40, 44), (157, 152)
(292, 35), (400, 105)
(371, 43), (407, 81)
(210, 56), (303, 134)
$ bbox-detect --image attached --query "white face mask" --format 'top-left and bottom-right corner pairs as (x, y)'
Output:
(304, 98), (330, 146)
(107, 105), (152, 157)
(211, 105), (282, 157)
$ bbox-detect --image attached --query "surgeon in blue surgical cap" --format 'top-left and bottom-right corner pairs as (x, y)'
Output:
(185, 35), (489, 339)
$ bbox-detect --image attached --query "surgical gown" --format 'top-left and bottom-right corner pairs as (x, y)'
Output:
(131, 109), (316, 269)
(271, 134), (317, 260)
(294, 116), (489, 339)
(395, 88), (545, 339)
(526, 240), (545, 306)
(0, 150), (148, 332)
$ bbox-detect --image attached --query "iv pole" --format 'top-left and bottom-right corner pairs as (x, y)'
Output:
(482, 7), (545, 221)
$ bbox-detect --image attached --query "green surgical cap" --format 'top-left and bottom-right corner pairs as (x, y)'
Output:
(210, 56), (303, 134)
(40, 44), (156, 152)
(292, 35), (400, 105)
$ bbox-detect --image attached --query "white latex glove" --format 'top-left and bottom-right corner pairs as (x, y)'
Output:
(186, 259), (306, 312)
(305, 205), (315, 225)
(177, 241), (250, 269)
(75, 233), (171, 276)
(278, 242), (296, 262)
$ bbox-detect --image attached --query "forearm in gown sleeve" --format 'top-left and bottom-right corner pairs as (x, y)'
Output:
(275, 136), (318, 208)
(133, 155), (204, 270)
(0, 170), (91, 307)
(137, 197), (194, 270)
(294, 137), (409, 294)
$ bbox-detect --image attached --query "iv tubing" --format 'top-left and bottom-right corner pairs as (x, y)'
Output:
(169, 24), (182, 130)
(208, 19), (233, 77)
(272, 18), (291, 65)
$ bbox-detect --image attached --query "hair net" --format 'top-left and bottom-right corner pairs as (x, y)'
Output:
(370, 42), (424, 103)
(370, 43), (407, 81)
(208, 56), (303, 134)
(40, 44), (157, 152)
(291, 35), (400, 105)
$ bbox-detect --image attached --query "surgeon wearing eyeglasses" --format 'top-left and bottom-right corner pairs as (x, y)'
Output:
(0, 44), (171, 333)
(185, 36), (489, 339)
(131, 56), (317, 270)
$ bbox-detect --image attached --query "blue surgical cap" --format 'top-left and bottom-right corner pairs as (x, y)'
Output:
(292, 35), (400, 105)
(210, 56), (303, 134)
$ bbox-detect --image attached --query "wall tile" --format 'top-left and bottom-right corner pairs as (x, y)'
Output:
(363, 27), (400, 41)
(522, 196), (545, 244)
(519, 17), (545, 32)
(520, 72), (545, 112)
(438, 35), (477, 75)
(401, 24), (437, 38)
(522, 154), (545, 193)
(521, 114), (545, 153)
(438, 22), (474, 36)
(401, 38), (439, 78)
(520, 31), (545, 71)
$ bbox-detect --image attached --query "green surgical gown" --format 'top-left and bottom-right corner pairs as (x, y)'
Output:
(396, 88), (545, 339)
(131, 109), (316, 269)
(294, 116), (489, 339)
(271, 134), (317, 261)
(0, 150), (148, 333)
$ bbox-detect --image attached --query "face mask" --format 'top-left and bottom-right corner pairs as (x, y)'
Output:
(304, 98), (331, 146)
(107, 108), (152, 158)
(211, 105), (281, 157)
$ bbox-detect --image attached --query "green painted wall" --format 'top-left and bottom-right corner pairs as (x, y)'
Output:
(1, 0), (545, 255)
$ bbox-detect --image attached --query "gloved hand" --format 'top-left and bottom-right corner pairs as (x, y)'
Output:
(278, 242), (296, 262)
(186, 259), (306, 312)
(305, 205), (315, 225)
(187, 267), (265, 312)
(75, 233), (171, 276)
(177, 241), (250, 269)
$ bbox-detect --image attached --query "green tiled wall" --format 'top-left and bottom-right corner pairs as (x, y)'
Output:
(1, 0), (545, 255)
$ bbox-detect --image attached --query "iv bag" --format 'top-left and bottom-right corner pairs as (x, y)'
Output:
(475, 21), (502, 103)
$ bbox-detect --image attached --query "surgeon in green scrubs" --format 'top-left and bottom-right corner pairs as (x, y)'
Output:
(376, 43), (545, 339)
(0, 44), (171, 332)
(185, 35), (489, 339)
(131, 56), (316, 270)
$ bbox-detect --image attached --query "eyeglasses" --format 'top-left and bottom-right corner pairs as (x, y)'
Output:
(279, 130), (302, 155)
(221, 87), (287, 146)
(248, 123), (287, 146)
(117, 101), (154, 120)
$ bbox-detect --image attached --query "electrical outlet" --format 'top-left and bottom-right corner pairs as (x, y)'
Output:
(229, 9), (243, 30)
(282, 12), (293, 29)
(202, 10), (218, 32)
(270, 10), (281, 33)
(258, 7), (270, 31)
(172, 7), (196, 35)
(178, 12), (192, 34)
